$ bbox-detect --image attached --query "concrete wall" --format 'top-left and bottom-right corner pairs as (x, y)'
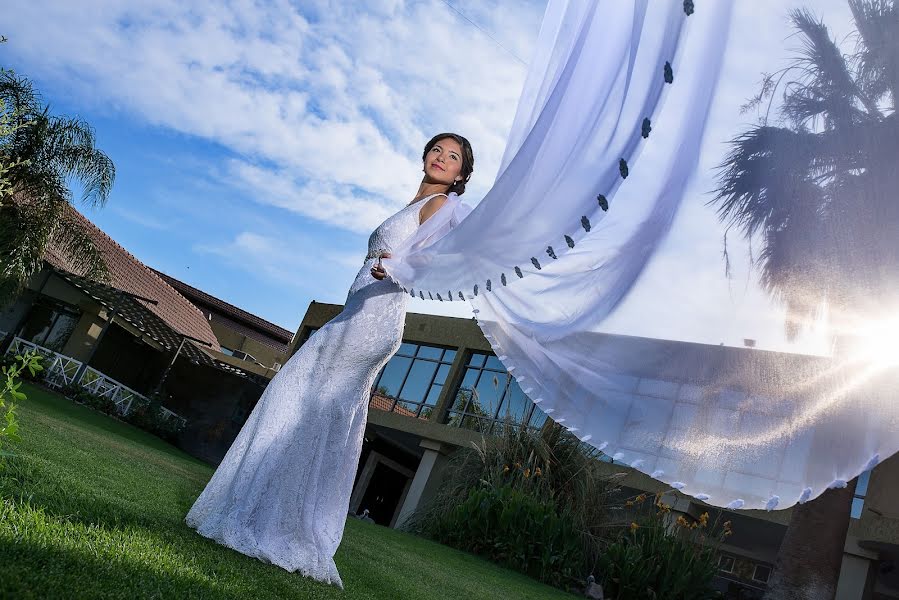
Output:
(60, 303), (107, 363)
(852, 453), (899, 544)
(208, 317), (287, 370)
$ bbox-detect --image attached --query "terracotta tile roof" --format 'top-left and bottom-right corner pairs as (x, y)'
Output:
(52, 269), (216, 367)
(369, 392), (419, 419)
(44, 205), (220, 350)
(151, 269), (293, 351)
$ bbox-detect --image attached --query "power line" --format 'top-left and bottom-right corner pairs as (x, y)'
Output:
(436, 0), (528, 67)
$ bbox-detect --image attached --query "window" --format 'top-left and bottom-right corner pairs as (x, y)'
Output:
(752, 564), (771, 584)
(445, 351), (549, 433)
(850, 469), (872, 519)
(718, 555), (735, 573)
(18, 300), (80, 353)
(370, 342), (457, 419)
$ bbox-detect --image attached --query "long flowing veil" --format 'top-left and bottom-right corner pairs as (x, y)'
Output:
(382, 0), (899, 511)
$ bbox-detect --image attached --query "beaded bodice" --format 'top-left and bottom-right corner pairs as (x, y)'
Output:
(364, 193), (445, 260)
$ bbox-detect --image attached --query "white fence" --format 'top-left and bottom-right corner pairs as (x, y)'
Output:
(6, 337), (186, 426)
(8, 337), (83, 388)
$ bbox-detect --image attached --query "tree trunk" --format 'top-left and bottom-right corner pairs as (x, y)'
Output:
(763, 481), (856, 600)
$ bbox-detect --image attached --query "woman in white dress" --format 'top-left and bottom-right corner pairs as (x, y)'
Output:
(185, 133), (474, 588)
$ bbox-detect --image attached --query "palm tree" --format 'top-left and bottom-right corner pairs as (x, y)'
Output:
(712, 2), (898, 598)
(0, 70), (115, 304)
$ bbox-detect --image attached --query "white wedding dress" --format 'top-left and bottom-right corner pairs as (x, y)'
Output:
(185, 193), (445, 588)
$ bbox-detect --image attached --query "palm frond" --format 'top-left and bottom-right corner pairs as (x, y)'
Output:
(0, 71), (114, 295)
(849, 0), (899, 109)
(0, 197), (58, 303)
(712, 126), (822, 238)
(785, 8), (875, 125)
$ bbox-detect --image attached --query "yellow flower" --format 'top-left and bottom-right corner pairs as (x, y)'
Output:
(514, 462), (522, 469)
(625, 500), (634, 507)
(635, 494), (647, 503)
(724, 530), (733, 537)
(691, 522), (698, 529)
(503, 465), (510, 473)
(524, 468), (531, 478)
(630, 522), (639, 533)
(676, 516), (689, 528)
(699, 512), (709, 527)
(534, 467), (542, 477)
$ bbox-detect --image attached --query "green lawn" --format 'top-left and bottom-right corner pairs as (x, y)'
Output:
(0, 384), (575, 599)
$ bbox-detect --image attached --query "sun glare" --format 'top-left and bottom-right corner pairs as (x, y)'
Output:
(848, 315), (899, 369)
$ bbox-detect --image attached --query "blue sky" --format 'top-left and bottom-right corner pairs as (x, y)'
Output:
(3, 0), (854, 353)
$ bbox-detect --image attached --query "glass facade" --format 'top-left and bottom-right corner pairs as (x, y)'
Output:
(445, 351), (548, 432)
(371, 342), (456, 419)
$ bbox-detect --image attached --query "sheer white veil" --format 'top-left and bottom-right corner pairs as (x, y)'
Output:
(382, 0), (898, 511)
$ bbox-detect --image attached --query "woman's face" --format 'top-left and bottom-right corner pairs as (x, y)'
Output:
(423, 137), (464, 187)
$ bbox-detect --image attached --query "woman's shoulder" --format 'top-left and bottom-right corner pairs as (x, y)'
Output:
(419, 193), (451, 224)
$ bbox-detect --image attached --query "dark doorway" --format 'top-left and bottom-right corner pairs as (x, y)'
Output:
(356, 462), (409, 526)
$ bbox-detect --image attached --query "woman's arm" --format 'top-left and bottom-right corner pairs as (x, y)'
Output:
(418, 194), (448, 225)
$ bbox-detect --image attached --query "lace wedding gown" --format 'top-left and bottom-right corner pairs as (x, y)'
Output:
(185, 193), (445, 588)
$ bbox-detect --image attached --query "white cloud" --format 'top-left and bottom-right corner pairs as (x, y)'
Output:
(195, 230), (360, 297)
(4, 0), (544, 232)
(4, 0), (860, 346)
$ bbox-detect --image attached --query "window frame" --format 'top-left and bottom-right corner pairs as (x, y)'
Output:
(717, 555), (735, 574)
(752, 564), (772, 584)
(445, 349), (548, 432)
(370, 341), (457, 419)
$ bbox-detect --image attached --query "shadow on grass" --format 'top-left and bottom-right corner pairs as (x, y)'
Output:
(0, 453), (199, 532)
(0, 537), (251, 600)
(0, 499), (347, 600)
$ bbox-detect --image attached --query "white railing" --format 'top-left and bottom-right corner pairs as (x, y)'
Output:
(78, 366), (146, 416)
(7, 337), (83, 388)
(6, 336), (187, 426)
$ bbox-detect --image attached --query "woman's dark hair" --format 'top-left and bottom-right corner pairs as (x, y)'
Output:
(422, 132), (474, 196)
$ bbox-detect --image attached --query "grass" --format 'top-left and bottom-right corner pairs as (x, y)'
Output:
(0, 383), (576, 599)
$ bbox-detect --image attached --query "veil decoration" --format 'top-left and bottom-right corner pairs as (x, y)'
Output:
(382, 0), (898, 511)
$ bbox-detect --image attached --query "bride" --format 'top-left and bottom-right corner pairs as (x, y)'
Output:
(185, 133), (475, 588)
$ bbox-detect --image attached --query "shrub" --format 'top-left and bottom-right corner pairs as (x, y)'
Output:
(598, 496), (727, 600)
(428, 482), (585, 588)
(407, 418), (618, 591)
(0, 351), (43, 463)
(59, 384), (184, 441)
(123, 398), (185, 442)
(60, 382), (118, 414)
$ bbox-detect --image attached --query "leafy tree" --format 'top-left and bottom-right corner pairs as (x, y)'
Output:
(712, 3), (898, 598)
(0, 67), (115, 303)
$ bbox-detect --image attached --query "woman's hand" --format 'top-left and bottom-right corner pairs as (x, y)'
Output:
(370, 252), (391, 280)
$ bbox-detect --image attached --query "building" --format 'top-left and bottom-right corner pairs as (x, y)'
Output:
(292, 300), (899, 600)
(0, 206), (279, 460)
(152, 269), (292, 379)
